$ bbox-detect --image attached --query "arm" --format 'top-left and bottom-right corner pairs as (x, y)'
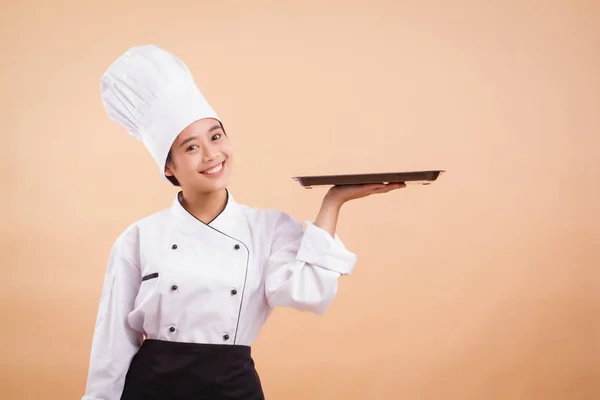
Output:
(82, 230), (142, 400)
(264, 183), (405, 315)
(313, 192), (343, 238)
(264, 194), (357, 315)
(264, 213), (356, 315)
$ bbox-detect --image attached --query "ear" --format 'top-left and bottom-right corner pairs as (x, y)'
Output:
(164, 157), (175, 178)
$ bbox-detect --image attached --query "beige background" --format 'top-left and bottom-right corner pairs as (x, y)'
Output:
(2, 0), (599, 399)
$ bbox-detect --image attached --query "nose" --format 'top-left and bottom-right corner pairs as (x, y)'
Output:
(201, 145), (220, 163)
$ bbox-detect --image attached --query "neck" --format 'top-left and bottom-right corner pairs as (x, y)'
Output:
(179, 188), (228, 224)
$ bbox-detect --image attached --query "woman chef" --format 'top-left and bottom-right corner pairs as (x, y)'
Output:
(81, 45), (404, 400)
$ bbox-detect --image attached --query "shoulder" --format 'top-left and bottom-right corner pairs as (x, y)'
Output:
(109, 207), (171, 260)
(237, 202), (304, 237)
(238, 201), (296, 222)
(119, 207), (170, 236)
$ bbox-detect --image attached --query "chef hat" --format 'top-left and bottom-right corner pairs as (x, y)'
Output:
(100, 44), (221, 180)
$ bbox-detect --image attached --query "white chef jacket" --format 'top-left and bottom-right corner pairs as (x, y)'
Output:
(82, 190), (357, 400)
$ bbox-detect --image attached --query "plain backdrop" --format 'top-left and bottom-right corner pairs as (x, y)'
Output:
(2, 0), (599, 399)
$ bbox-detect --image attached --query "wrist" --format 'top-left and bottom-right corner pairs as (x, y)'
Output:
(315, 192), (343, 238)
(323, 191), (345, 210)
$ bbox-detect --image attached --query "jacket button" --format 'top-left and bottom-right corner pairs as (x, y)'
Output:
(171, 244), (178, 250)
(234, 244), (240, 250)
(169, 326), (176, 333)
(223, 333), (230, 341)
(171, 285), (178, 291)
(231, 288), (238, 295)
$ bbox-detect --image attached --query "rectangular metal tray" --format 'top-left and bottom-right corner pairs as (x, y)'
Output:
(292, 170), (445, 188)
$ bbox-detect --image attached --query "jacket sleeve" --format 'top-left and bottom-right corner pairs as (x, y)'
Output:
(82, 229), (142, 400)
(264, 212), (357, 315)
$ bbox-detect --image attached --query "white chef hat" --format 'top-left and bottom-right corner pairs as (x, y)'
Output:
(100, 44), (221, 180)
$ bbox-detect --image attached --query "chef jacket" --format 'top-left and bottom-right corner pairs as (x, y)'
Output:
(81, 190), (357, 400)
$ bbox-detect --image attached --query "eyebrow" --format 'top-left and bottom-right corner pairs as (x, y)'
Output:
(179, 124), (223, 148)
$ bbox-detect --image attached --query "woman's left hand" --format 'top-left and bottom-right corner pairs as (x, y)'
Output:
(324, 182), (406, 206)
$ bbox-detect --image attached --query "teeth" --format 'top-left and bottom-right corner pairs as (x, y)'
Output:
(203, 162), (223, 175)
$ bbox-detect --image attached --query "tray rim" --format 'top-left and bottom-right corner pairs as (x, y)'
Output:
(292, 169), (446, 185)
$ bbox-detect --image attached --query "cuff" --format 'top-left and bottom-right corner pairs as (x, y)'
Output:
(296, 221), (357, 275)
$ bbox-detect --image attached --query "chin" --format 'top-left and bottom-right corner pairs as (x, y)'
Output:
(196, 178), (231, 194)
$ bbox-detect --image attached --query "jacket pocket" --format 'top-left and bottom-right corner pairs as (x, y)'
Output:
(142, 272), (159, 281)
(135, 272), (161, 309)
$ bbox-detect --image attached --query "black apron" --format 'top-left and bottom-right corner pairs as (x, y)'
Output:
(120, 339), (265, 400)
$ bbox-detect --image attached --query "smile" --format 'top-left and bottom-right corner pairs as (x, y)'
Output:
(201, 161), (225, 176)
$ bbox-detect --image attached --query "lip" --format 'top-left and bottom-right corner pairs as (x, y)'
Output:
(200, 161), (225, 177)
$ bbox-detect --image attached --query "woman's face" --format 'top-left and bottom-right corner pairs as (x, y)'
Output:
(165, 118), (233, 194)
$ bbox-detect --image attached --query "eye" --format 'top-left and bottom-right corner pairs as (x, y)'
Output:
(186, 144), (198, 151)
(212, 133), (222, 141)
